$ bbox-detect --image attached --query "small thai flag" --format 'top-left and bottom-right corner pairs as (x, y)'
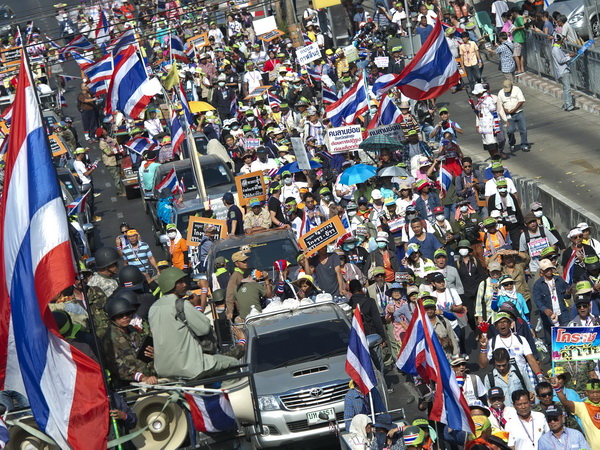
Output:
(306, 67), (322, 83)
(170, 34), (188, 62)
(345, 306), (377, 395)
(302, 33), (312, 46)
(59, 75), (78, 84)
(125, 137), (158, 165)
(268, 91), (281, 109)
(563, 251), (577, 285)
(184, 392), (236, 433)
(170, 112), (185, 155)
(58, 92), (67, 108)
(437, 163), (453, 196)
(230, 93), (239, 118)
(177, 82), (194, 126)
(67, 190), (90, 216)
(156, 168), (179, 194)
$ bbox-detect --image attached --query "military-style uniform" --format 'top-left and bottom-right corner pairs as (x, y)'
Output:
(87, 285), (109, 338)
(88, 272), (118, 297)
(102, 323), (155, 387)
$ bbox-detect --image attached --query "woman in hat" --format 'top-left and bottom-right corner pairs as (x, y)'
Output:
(495, 275), (529, 321)
(402, 243), (435, 283)
(292, 275), (320, 301)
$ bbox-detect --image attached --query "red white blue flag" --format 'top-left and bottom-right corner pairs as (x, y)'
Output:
(563, 250), (577, 285)
(177, 82), (194, 126)
(345, 306), (377, 395)
(170, 34), (188, 63)
(94, 8), (111, 44)
(67, 190), (90, 216)
(60, 35), (95, 58)
(0, 52), (108, 449)
(184, 392), (236, 433)
(325, 75), (369, 127)
(110, 29), (138, 58)
(268, 91), (281, 109)
(322, 84), (338, 105)
(156, 168), (180, 194)
(170, 111), (185, 155)
(372, 20), (459, 100)
(396, 300), (474, 433)
(437, 163), (453, 196)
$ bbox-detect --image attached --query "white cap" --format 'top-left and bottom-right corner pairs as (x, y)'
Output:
(568, 227), (583, 238)
(577, 222), (590, 230)
(472, 83), (486, 95)
(376, 231), (389, 242)
(371, 189), (383, 200)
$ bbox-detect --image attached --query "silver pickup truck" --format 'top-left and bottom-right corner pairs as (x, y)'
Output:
(243, 302), (387, 449)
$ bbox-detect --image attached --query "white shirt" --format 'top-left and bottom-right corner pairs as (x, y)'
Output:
(432, 288), (462, 328)
(73, 160), (92, 185)
(505, 412), (548, 450)
(484, 177), (517, 197)
(144, 118), (163, 139)
(462, 373), (486, 404)
(487, 332), (533, 369)
(491, 0), (509, 28)
(497, 86), (526, 122)
(417, 10), (438, 26)
(243, 70), (263, 94)
(250, 158), (277, 174)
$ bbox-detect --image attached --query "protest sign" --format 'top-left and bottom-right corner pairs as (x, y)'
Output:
(374, 56), (389, 68)
(235, 170), (266, 205)
(291, 137), (311, 171)
(259, 29), (284, 42)
(297, 43), (322, 66)
(527, 237), (550, 258)
(314, 0), (341, 7)
(244, 138), (261, 150)
(343, 45), (358, 62)
(551, 326), (600, 362)
(325, 125), (363, 154)
(299, 215), (346, 254)
(187, 33), (209, 49)
(253, 16), (277, 36)
(367, 123), (404, 139)
(187, 217), (227, 246)
(0, 47), (19, 65)
(48, 134), (68, 157)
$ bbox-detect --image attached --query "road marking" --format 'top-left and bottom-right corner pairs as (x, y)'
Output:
(117, 212), (124, 219)
(111, 197), (117, 203)
(105, 182), (112, 187)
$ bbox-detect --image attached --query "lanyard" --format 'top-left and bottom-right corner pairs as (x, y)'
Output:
(518, 416), (536, 445)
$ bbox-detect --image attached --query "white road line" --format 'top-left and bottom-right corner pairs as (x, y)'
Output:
(117, 212), (124, 219)
(105, 182), (112, 188)
(111, 197), (117, 203)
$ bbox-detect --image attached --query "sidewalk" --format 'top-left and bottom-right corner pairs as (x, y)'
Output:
(436, 64), (600, 231)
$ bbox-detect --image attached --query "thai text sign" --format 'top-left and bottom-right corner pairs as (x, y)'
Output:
(299, 215), (346, 254)
(325, 125), (362, 154)
(551, 326), (600, 362)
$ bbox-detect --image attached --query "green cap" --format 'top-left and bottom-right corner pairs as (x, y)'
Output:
(576, 280), (593, 294)
(73, 147), (87, 155)
(372, 267), (385, 276)
(319, 187), (331, 195)
(248, 197), (261, 207)
(483, 217), (497, 227)
(540, 246), (557, 258)
(496, 178), (508, 187)
(457, 239), (471, 250)
(412, 419), (429, 428)
(434, 248), (447, 258)
(422, 298), (437, 307)
(439, 107), (449, 114)
(491, 162), (504, 172)
(493, 312), (513, 323)
(281, 170), (292, 177)
(391, 45), (403, 52)
(166, 223), (177, 231)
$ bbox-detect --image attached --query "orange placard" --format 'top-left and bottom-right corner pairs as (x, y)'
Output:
(298, 215), (346, 255)
(187, 33), (209, 49)
(234, 170), (266, 206)
(0, 47), (19, 65)
(244, 85), (271, 101)
(259, 29), (284, 43)
(186, 216), (227, 246)
(48, 134), (68, 157)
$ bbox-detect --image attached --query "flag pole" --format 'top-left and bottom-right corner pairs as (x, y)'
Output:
(368, 390), (376, 424)
(18, 43), (120, 444)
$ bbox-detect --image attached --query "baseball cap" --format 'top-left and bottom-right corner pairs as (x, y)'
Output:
(576, 280), (594, 294)
(496, 178), (508, 187)
(422, 298), (436, 308)
(248, 197), (261, 207)
(493, 312), (513, 323)
(371, 189), (383, 200)
(450, 355), (466, 366)
(125, 229), (139, 236)
(371, 267), (385, 276)
(223, 192), (235, 204)
(575, 293), (591, 305)
(488, 261), (502, 272)
(439, 107), (449, 114)
(434, 248), (447, 259)
(503, 79), (513, 92)
(214, 256), (227, 265)
(539, 259), (556, 271)
(488, 387), (504, 398)
(431, 272), (445, 283)
(544, 405), (563, 417)
(232, 251), (249, 263)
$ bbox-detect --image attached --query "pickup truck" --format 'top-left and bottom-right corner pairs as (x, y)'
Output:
(243, 302), (387, 448)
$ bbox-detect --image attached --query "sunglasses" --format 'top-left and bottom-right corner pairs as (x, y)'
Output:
(578, 304), (589, 309)
(538, 392), (553, 398)
(546, 416), (561, 423)
(502, 282), (514, 287)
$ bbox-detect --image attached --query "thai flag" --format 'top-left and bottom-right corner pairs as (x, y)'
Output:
(0, 52), (108, 449)
(88, 80), (108, 96)
(177, 82), (194, 126)
(156, 168), (179, 194)
(25, 21), (33, 42)
(70, 51), (94, 71)
(0, 418), (8, 448)
(170, 112), (185, 155)
(184, 392), (236, 433)
(84, 54), (113, 84)
(95, 9), (111, 44)
(60, 35), (95, 58)
(67, 190), (90, 216)
(325, 75), (369, 127)
(106, 46), (162, 118)
(178, 177), (186, 194)
(299, 213), (313, 237)
(563, 251), (577, 284)
(125, 136), (157, 165)
(378, 94), (403, 125)
(230, 93), (239, 118)
(345, 306), (377, 395)
(396, 301), (474, 433)
(1, 104), (12, 122)
(302, 32), (312, 46)
(110, 29), (138, 58)
(268, 91), (281, 109)
(170, 34), (188, 62)
(322, 84), (338, 105)
(184, 43), (195, 61)
(58, 92), (67, 108)
(437, 163), (453, 196)
(15, 28), (22, 47)
(59, 74), (79, 84)
(306, 67), (322, 83)
(372, 20), (460, 100)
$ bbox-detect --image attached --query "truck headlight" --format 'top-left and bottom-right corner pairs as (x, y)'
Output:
(569, 12), (584, 25)
(258, 395), (280, 411)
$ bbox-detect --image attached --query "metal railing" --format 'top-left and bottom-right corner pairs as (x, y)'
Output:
(525, 31), (600, 97)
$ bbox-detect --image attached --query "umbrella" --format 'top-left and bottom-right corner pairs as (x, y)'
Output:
(378, 165), (410, 178)
(339, 164), (377, 185)
(188, 101), (216, 113)
(276, 160), (322, 175)
(359, 135), (404, 152)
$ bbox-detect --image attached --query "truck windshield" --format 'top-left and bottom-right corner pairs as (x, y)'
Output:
(217, 238), (299, 272)
(251, 319), (350, 372)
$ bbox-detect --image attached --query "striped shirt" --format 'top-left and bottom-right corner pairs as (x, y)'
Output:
(122, 242), (153, 273)
(496, 42), (516, 74)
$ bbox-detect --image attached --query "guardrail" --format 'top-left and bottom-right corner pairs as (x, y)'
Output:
(525, 31), (600, 97)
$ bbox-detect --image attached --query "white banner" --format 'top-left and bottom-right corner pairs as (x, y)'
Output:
(297, 43), (322, 66)
(367, 123), (404, 139)
(291, 137), (312, 170)
(325, 125), (363, 154)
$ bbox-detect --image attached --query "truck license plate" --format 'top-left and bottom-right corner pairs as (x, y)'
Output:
(306, 408), (335, 425)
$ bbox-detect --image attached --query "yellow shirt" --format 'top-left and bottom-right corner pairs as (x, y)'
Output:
(574, 401), (600, 448)
(459, 41), (479, 67)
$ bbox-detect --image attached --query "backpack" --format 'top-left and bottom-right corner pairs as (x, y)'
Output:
(175, 298), (217, 354)
(486, 363), (527, 392)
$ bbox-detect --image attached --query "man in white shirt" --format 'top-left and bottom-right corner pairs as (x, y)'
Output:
(497, 80), (530, 152)
(144, 109), (164, 139)
(73, 147), (101, 222)
(243, 61), (263, 97)
(484, 164), (518, 198)
(491, 0), (509, 32)
(250, 146), (277, 175)
(450, 356), (485, 403)
(505, 389), (548, 449)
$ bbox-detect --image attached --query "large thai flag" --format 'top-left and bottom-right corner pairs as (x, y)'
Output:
(0, 52), (108, 449)
(177, 83), (194, 126)
(397, 301), (474, 433)
(94, 9), (111, 44)
(0, 418), (8, 448)
(156, 168), (180, 194)
(170, 34), (188, 63)
(325, 75), (369, 127)
(170, 112), (185, 155)
(345, 306), (377, 395)
(84, 54), (113, 85)
(106, 46), (162, 118)
(60, 35), (95, 58)
(45, 34), (64, 61)
(125, 136), (157, 165)
(110, 29), (138, 58)
(372, 20), (459, 100)
(563, 250), (577, 284)
(437, 163), (453, 196)
(306, 67), (322, 83)
(366, 94), (402, 133)
(322, 84), (338, 105)
(184, 393), (236, 433)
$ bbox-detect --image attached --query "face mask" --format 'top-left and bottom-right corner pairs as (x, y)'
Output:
(247, 116), (255, 121)
(370, 107), (377, 114)
(218, 82), (225, 87)
(459, 248), (469, 256)
(167, 231), (177, 239)
(406, 213), (416, 220)
(534, 210), (543, 218)
(377, 242), (387, 249)
(356, 236), (365, 244)
(232, 125), (239, 130)
(322, 195), (331, 202)
(460, 205), (469, 213)
(348, 211), (357, 217)
(284, 178), (292, 185)
(435, 214), (445, 222)
(498, 188), (508, 194)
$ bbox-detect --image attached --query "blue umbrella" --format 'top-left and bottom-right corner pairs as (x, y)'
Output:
(276, 160), (322, 175)
(339, 164), (377, 185)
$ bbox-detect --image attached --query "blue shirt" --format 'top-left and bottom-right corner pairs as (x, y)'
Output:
(415, 24), (433, 44)
(122, 242), (154, 273)
(537, 427), (590, 450)
(408, 233), (441, 260)
(343, 387), (386, 430)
